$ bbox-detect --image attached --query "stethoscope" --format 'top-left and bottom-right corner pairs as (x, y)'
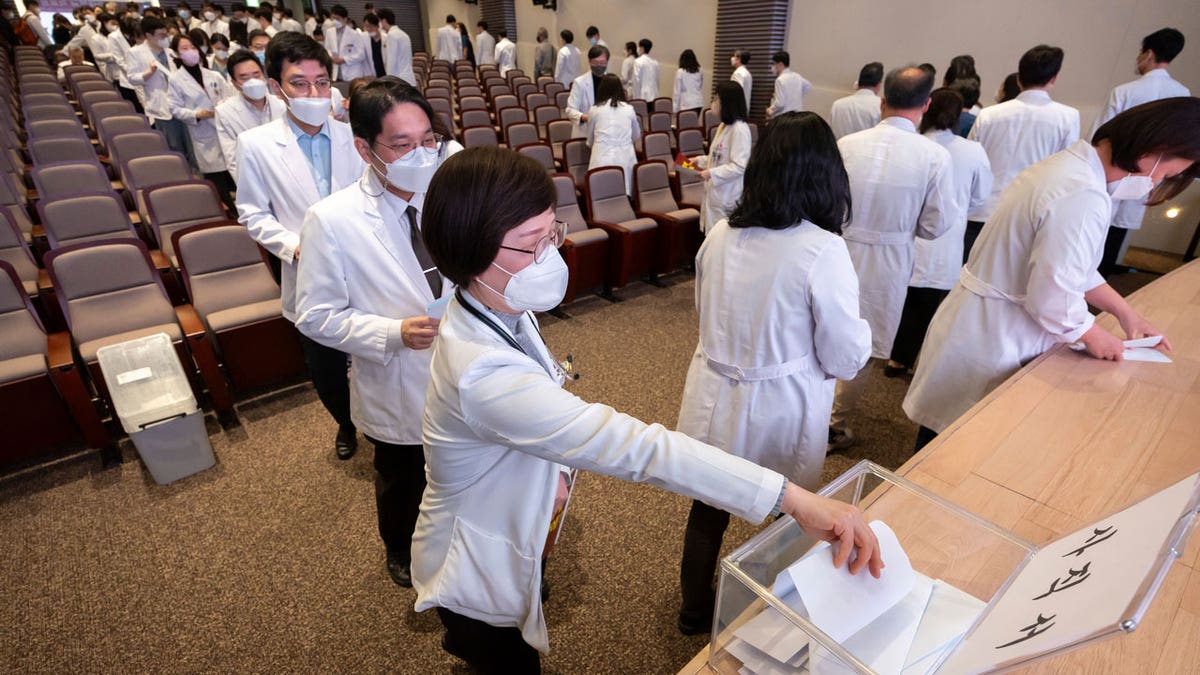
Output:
(455, 288), (579, 381)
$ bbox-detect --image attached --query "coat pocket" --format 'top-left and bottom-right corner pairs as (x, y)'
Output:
(436, 516), (539, 622)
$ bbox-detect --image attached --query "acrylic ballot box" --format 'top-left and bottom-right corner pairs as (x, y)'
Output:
(96, 333), (215, 485)
(709, 461), (1200, 674)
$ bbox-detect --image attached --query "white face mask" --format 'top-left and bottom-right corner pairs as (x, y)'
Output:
(280, 90), (331, 126)
(482, 245), (569, 312)
(203, 11), (215, 21)
(157, 37), (171, 50)
(178, 10), (190, 20)
(241, 77), (267, 100)
(371, 145), (442, 193)
(332, 19), (343, 29)
(84, 14), (95, 23)
(214, 48), (228, 59)
(1106, 154), (1161, 201)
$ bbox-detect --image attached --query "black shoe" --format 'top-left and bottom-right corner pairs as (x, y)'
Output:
(677, 611), (712, 636)
(386, 550), (412, 587)
(827, 427), (856, 453)
(540, 578), (550, 603)
(883, 362), (908, 378)
(335, 425), (357, 460)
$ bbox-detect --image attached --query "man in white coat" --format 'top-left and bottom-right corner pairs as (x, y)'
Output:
(377, 8), (415, 87)
(494, 30), (516, 77)
(730, 49), (752, 111)
(564, 45), (608, 139)
(634, 38), (660, 101)
(106, 15), (141, 111)
(554, 29), (581, 88)
(237, 32), (366, 459)
(829, 66), (954, 448)
(296, 78), (462, 588)
(199, 7), (228, 38)
(215, 49), (284, 180)
(765, 51), (811, 118)
(830, 62), (883, 139)
(1090, 28), (1189, 276)
(127, 18), (194, 166)
(325, 5), (370, 81)
(475, 20), (495, 66)
(435, 14), (460, 62)
(968, 45), (1079, 233)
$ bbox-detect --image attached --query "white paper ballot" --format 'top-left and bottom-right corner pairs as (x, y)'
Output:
(901, 580), (986, 672)
(733, 593), (810, 665)
(1067, 335), (1170, 362)
(726, 636), (808, 675)
(426, 294), (451, 320)
(1121, 335), (1163, 348)
(808, 574), (934, 675)
(774, 521), (915, 644)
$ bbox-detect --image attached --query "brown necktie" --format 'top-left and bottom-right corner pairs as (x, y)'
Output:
(406, 205), (442, 297)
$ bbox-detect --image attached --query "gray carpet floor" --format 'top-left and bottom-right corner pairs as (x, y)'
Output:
(0, 274), (1028, 673)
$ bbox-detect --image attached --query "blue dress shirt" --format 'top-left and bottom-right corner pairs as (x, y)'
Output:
(288, 116), (332, 198)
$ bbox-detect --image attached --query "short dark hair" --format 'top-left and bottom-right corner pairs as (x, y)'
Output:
(254, 8), (271, 21)
(330, 4), (347, 19)
(948, 77), (980, 109)
(771, 51), (789, 67)
(943, 54), (977, 86)
(282, 8), (292, 18)
(265, 31), (331, 83)
(624, 41), (636, 55)
(1143, 28), (1185, 63)
(730, 112), (850, 234)
(585, 25), (599, 38)
(422, 147), (557, 288)
(560, 29), (573, 43)
(679, 49), (699, 73)
(595, 73), (624, 106)
(858, 61), (883, 88)
(230, 2), (245, 12)
(226, 48), (262, 77)
(349, 76), (437, 142)
(445, 14), (455, 24)
(498, 30), (507, 39)
(247, 28), (268, 43)
(919, 88), (964, 134)
(209, 32), (230, 47)
(586, 45), (609, 61)
(140, 16), (164, 35)
(187, 27), (209, 47)
(363, 13), (379, 27)
(715, 80), (747, 125)
(375, 7), (394, 24)
(734, 49), (751, 64)
(999, 72), (1021, 102)
(638, 38), (652, 53)
(884, 65), (934, 109)
(918, 62), (936, 78)
(1018, 45), (1064, 88)
(477, 20), (487, 30)
(1093, 97), (1200, 206)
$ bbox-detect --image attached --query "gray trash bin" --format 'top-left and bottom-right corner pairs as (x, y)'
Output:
(96, 333), (216, 484)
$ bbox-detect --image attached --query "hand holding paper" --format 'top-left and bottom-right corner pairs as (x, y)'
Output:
(1068, 334), (1172, 363)
(782, 483), (884, 578)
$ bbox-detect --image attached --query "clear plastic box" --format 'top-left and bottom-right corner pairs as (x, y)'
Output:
(96, 332), (196, 434)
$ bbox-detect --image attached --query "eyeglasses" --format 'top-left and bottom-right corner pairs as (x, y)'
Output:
(500, 220), (568, 259)
(375, 132), (444, 160)
(286, 78), (333, 94)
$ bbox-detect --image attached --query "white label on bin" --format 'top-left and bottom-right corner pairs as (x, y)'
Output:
(116, 367), (153, 385)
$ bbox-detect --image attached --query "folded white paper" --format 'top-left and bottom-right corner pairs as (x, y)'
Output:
(808, 574), (933, 675)
(902, 580), (986, 673)
(1067, 335), (1170, 362)
(426, 294), (451, 320)
(733, 593), (810, 665)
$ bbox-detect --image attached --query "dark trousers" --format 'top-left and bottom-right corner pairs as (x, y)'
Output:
(437, 607), (541, 674)
(889, 286), (950, 369)
(1099, 225), (1131, 277)
(152, 117), (197, 170)
(963, 220), (986, 264)
(116, 83), (144, 114)
(366, 437), (426, 557)
(679, 499), (731, 623)
(203, 170), (237, 216)
(296, 332), (354, 430)
(914, 425), (938, 453)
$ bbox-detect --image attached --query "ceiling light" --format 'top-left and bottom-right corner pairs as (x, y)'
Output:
(1165, 207), (1180, 219)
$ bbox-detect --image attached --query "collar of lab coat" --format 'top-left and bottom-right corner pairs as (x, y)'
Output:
(1015, 89), (1052, 105)
(1064, 139), (1106, 189)
(1141, 69), (1170, 81)
(455, 283), (564, 384)
(269, 115), (353, 207)
(880, 116), (916, 133)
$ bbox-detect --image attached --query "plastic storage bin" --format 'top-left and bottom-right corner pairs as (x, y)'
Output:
(96, 333), (215, 484)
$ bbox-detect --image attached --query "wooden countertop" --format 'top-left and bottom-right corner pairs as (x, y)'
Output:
(680, 259), (1200, 674)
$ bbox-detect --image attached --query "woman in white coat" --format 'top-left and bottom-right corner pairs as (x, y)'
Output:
(676, 112), (873, 634)
(903, 98), (1198, 451)
(415, 146), (883, 672)
(672, 49), (704, 114)
(295, 78), (462, 587)
(887, 88), (992, 376)
(693, 81), (752, 233)
(167, 33), (235, 211)
(586, 73), (640, 195)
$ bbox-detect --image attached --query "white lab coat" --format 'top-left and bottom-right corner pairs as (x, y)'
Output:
(564, 71), (595, 139)
(694, 120), (752, 233)
(554, 44), (581, 88)
(494, 38), (516, 77)
(168, 67), (234, 173)
(305, 17), (317, 36)
(634, 54), (660, 101)
(126, 43), (177, 121)
(731, 65), (752, 109)
(968, 89), (1079, 222)
(107, 29), (135, 88)
(830, 89), (881, 139)
(200, 18), (228, 38)
(412, 290), (786, 653)
(295, 164), (460, 444)
(327, 25), (370, 81)
(475, 31), (495, 65)
(673, 69), (704, 112)
(621, 54), (637, 99)
(235, 116), (365, 322)
(214, 92), (284, 180)
(838, 117), (955, 358)
(435, 24), (460, 62)
(904, 140), (1110, 432)
(911, 129), (992, 290)
(586, 102), (641, 195)
(282, 18), (304, 33)
(1089, 70), (1189, 230)
(383, 25), (416, 86)
(767, 69), (811, 117)
(677, 219), (871, 489)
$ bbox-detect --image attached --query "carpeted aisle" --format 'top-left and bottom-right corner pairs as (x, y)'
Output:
(0, 275), (925, 674)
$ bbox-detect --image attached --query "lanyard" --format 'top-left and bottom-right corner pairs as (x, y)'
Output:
(454, 289), (580, 381)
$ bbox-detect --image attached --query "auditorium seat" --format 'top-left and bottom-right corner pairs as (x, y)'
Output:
(505, 122), (539, 150)
(493, 94), (520, 117)
(0, 172), (34, 243)
(28, 136), (98, 167)
(122, 152), (193, 222)
(563, 138), (591, 188)
(172, 222), (305, 391)
(32, 161), (112, 201)
(677, 127), (705, 158)
(554, 91), (569, 109)
(677, 109), (700, 130)
(108, 131), (171, 181)
(25, 118), (90, 142)
(652, 98), (673, 114)
(0, 211), (38, 297)
(515, 83), (538, 106)
(546, 119), (572, 159)
(544, 81), (566, 100)
(143, 180), (230, 266)
(463, 125), (499, 149)
(498, 106), (527, 136)
(95, 114), (151, 155)
(632, 160), (701, 273)
(524, 92), (548, 113)
(585, 166), (659, 290)
(533, 104), (560, 137)
(641, 132), (673, 166)
(552, 173), (609, 305)
(516, 142), (557, 173)
(459, 108), (491, 131)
